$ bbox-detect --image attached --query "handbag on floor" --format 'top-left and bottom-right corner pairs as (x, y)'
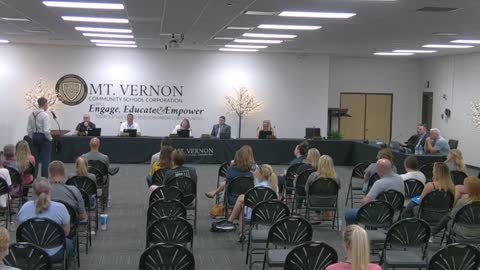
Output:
(209, 203), (224, 218)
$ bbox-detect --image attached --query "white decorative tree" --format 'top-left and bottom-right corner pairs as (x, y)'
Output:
(471, 100), (480, 128)
(225, 86), (263, 138)
(24, 78), (58, 109)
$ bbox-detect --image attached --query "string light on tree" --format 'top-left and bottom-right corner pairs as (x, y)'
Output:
(24, 78), (58, 109)
(471, 100), (480, 128)
(225, 86), (263, 138)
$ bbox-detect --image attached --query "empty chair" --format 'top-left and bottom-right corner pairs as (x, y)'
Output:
(345, 163), (369, 207)
(292, 169), (315, 212)
(419, 163), (434, 183)
(147, 199), (186, 227)
(264, 216), (313, 269)
(148, 185), (183, 205)
(381, 218), (430, 269)
(451, 170), (468, 186)
(428, 243), (480, 270)
(448, 139), (459, 149)
(88, 163), (109, 211)
(146, 216), (193, 250)
(356, 201), (394, 251)
(165, 176), (197, 232)
(66, 176), (99, 232)
(284, 241), (338, 270)
(376, 190), (404, 219)
(3, 242), (52, 270)
(284, 163), (304, 199)
(139, 243), (195, 270)
(305, 178), (339, 232)
(448, 202), (480, 245)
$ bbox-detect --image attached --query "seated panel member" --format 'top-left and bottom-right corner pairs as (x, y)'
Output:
(424, 128), (450, 156)
(211, 116), (231, 139)
(172, 118), (193, 137)
(404, 123), (428, 151)
(75, 114), (96, 136)
(119, 113), (141, 136)
(256, 120), (276, 138)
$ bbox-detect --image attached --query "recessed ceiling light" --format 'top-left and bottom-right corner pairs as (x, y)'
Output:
(234, 39), (283, 44)
(422, 44), (474, 48)
(62, 16), (128, 23)
(0, 40), (9, 44)
(1, 17), (31, 22)
(43, 1), (124, 9)
(75, 26), (132, 33)
(226, 26), (254, 30)
(374, 52), (414, 56)
(393, 50), (437, 53)
(279, 11), (356, 19)
(433, 32), (458, 36)
(225, 44), (268, 49)
(219, 48), (258, 52)
(243, 33), (296, 39)
(214, 37), (235, 40)
(90, 39), (135, 44)
(244, 11), (277, 16)
(83, 33), (134, 39)
(258, 24), (321, 30)
(451, 39), (480, 44)
(96, 43), (137, 48)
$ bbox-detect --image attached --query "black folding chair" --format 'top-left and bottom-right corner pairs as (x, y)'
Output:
(0, 177), (10, 228)
(418, 190), (454, 237)
(54, 200), (80, 269)
(165, 176), (197, 232)
(66, 176), (99, 233)
(356, 200), (394, 255)
(3, 242), (52, 270)
(292, 169), (315, 213)
(448, 202), (480, 246)
(419, 163), (434, 183)
(6, 166), (23, 217)
(88, 161), (109, 212)
(151, 168), (168, 186)
(345, 162), (369, 207)
(263, 216), (313, 269)
(146, 199), (186, 227)
(146, 216), (193, 250)
(139, 243), (195, 270)
(376, 190), (405, 220)
(284, 163), (303, 200)
(148, 185), (183, 206)
(224, 176), (254, 219)
(284, 241), (338, 270)
(451, 170), (468, 186)
(404, 179), (424, 207)
(305, 178), (339, 232)
(427, 243), (480, 270)
(216, 161), (230, 204)
(381, 218), (430, 269)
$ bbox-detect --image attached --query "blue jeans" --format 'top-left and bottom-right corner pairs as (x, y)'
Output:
(32, 133), (52, 177)
(49, 238), (73, 263)
(345, 208), (360, 225)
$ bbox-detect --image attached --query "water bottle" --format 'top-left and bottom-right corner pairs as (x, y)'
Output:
(375, 136), (381, 145)
(414, 145), (419, 155)
(335, 216), (343, 232)
(419, 146), (425, 155)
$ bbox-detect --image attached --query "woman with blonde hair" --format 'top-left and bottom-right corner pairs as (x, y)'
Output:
(256, 120), (276, 138)
(15, 140), (35, 186)
(306, 155), (340, 193)
(0, 227), (20, 269)
(70, 156), (96, 182)
(215, 164), (278, 234)
(326, 225), (381, 270)
(445, 149), (466, 172)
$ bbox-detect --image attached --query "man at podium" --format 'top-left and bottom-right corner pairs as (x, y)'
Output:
(75, 114), (96, 136)
(26, 97), (52, 177)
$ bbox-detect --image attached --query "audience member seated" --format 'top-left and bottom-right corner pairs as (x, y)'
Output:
(149, 149), (197, 192)
(172, 118), (193, 137)
(445, 149), (466, 172)
(150, 136), (173, 167)
(431, 177), (480, 239)
(49, 161), (87, 221)
(0, 154), (12, 208)
(402, 162), (454, 218)
(326, 225), (381, 270)
(205, 146), (254, 201)
(400, 156), (426, 184)
(15, 140), (35, 186)
(424, 128), (450, 155)
(147, 145), (174, 187)
(363, 149), (397, 193)
(82, 137), (110, 168)
(17, 178), (73, 262)
(69, 156), (96, 182)
(2, 144), (23, 174)
(256, 120), (276, 138)
(0, 227), (20, 270)
(215, 164), (278, 234)
(277, 141), (309, 190)
(294, 148), (320, 208)
(345, 159), (404, 225)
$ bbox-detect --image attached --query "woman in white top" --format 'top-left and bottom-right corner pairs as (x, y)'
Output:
(400, 156), (426, 184)
(172, 118), (193, 137)
(0, 154), (12, 208)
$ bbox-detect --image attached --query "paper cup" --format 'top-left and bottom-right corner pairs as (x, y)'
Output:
(100, 214), (108, 230)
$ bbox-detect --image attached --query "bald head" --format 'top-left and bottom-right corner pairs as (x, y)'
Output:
(376, 158), (392, 178)
(430, 128), (441, 140)
(90, 137), (100, 151)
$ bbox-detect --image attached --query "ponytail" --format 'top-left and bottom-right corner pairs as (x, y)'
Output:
(76, 156), (89, 177)
(36, 192), (51, 214)
(344, 225), (370, 270)
(258, 164), (279, 194)
(32, 178), (52, 214)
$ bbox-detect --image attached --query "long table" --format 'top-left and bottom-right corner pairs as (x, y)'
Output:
(53, 136), (445, 173)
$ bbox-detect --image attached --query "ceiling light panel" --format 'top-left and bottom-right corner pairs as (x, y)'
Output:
(62, 16), (128, 23)
(244, 11), (277, 16)
(227, 26), (254, 30)
(225, 44), (268, 49)
(43, 1), (124, 9)
(219, 48), (258, 52)
(451, 40), (480, 44)
(258, 24), (321, 30)
(279, 11), (356, 19)
(374, 52), (414, 56)
(243, 33), (296, 39)
(422, 44), (474, 48)
(96, 43), (136, 48)
(83, 33), (134, 38)
(90, 39), (135, 44)
(1, 17), (30, 22)
(393, 50), (437, 53)
(75, 27), (132, 33)
(0, 40), (9, 43)
(214, 37), (235, 40)
(234, 39), (283, 44)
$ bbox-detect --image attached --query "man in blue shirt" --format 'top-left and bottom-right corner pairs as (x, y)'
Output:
(425, 128), (450, 156)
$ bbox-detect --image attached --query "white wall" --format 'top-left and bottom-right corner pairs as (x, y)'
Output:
(420, 54), (480, 167)
(328, 57), (422, 142)
(0, 44), (330, 145)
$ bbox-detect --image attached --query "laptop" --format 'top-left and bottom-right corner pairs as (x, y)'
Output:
(305, 128), (321, 139)
(124, 129), (137, 137)
(177, 129), (190, 138)
(258, 130), (272, 139)
(87, 128), (101, 137)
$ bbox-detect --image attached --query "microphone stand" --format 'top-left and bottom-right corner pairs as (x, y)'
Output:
(51, 112), (62, 153)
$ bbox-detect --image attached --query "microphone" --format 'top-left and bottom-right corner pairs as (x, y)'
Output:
(51, 111), (57, 119)
(390, 133), (402, 142)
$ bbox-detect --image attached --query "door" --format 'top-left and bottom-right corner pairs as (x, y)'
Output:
(340, 93), (366, 140)
(422, 92), (433, 129)
(365, 94), (393, 143)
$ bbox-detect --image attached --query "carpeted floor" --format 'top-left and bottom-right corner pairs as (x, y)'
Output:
(16, 163), (479, 269)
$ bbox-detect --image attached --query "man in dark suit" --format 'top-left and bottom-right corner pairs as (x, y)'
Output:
(210, 116), (231, 139)
(404, 124), (428, 151)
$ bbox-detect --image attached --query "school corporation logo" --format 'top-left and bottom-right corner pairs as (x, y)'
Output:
(55, 74), (88, 106)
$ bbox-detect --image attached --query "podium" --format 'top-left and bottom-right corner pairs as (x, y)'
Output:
(51, 130), (70, 137)
(327, 108), (351, 137)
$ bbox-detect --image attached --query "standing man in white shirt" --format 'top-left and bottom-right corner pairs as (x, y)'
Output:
(119, 113), (141, 135)
(27, 97), (52, 177)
